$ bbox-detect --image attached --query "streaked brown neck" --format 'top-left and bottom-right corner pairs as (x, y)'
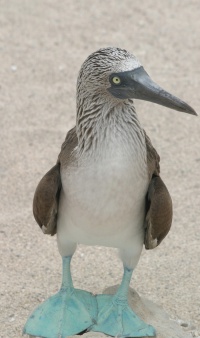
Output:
(76, 94), (145, 156)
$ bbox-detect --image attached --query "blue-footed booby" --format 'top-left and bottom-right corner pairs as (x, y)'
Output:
(24, 47), (196, 338)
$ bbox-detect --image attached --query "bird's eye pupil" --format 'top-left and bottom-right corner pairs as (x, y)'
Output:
(112, 76), (121, 85)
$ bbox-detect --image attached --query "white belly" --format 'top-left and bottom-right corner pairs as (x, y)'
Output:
(57, 149), (149, 252)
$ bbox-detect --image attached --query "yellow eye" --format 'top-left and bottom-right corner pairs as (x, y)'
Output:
(112, 76), (121, 85)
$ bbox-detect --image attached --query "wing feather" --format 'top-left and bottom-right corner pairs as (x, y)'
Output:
(144, 131), (173, 249)
(33, 164), (61, 236)
(33, 127), (77, 235)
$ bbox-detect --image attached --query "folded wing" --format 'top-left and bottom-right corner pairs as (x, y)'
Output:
(144, 131), (173, 249)
(33, 127), (77, 235)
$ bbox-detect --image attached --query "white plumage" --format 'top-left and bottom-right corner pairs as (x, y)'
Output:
(57, 104), (148, 269)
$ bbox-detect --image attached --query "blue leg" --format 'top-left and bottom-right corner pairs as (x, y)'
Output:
(91, 267), (156, 337)
(23, 257), (97, 338)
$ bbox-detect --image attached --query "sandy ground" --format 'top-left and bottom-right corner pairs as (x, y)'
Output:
(0, 1), (200, 337)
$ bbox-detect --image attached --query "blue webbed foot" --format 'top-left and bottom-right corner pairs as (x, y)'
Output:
(23, 287), (97, 338)
(91, 294), (155, 337)
(23, 257), (98, 338)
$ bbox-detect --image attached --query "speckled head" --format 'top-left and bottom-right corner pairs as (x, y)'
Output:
(80, 47), (141, 74)
(77, 47), (196, 115)
(77, 47), (141, 99)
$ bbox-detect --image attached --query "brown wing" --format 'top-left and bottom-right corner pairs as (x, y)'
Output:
(33, 163), (61, 235)
(33, 127), (77, 235)
(144, 176), (173, 249)
(144, 131), (173, 249)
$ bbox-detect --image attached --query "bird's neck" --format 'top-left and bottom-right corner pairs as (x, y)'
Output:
(76, 95), (145, 156)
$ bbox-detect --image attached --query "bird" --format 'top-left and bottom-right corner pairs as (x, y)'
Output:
(24, 47), (197, 338)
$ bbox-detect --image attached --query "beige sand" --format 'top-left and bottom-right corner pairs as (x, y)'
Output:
(0, 1), (199, 337)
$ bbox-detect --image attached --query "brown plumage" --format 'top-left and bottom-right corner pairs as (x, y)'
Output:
(33, 163), (61, 236)
(33, 127), (77, 236)
(143, 130), (172, 249)
(145, 175), (172, 249)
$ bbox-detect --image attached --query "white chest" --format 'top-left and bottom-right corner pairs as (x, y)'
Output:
(58, 141), (149, 248)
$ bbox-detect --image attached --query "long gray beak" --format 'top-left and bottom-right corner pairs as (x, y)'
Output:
(109, 67), (197, 115)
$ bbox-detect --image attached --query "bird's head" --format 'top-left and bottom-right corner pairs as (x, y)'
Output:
(77, 47), (196, 115)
